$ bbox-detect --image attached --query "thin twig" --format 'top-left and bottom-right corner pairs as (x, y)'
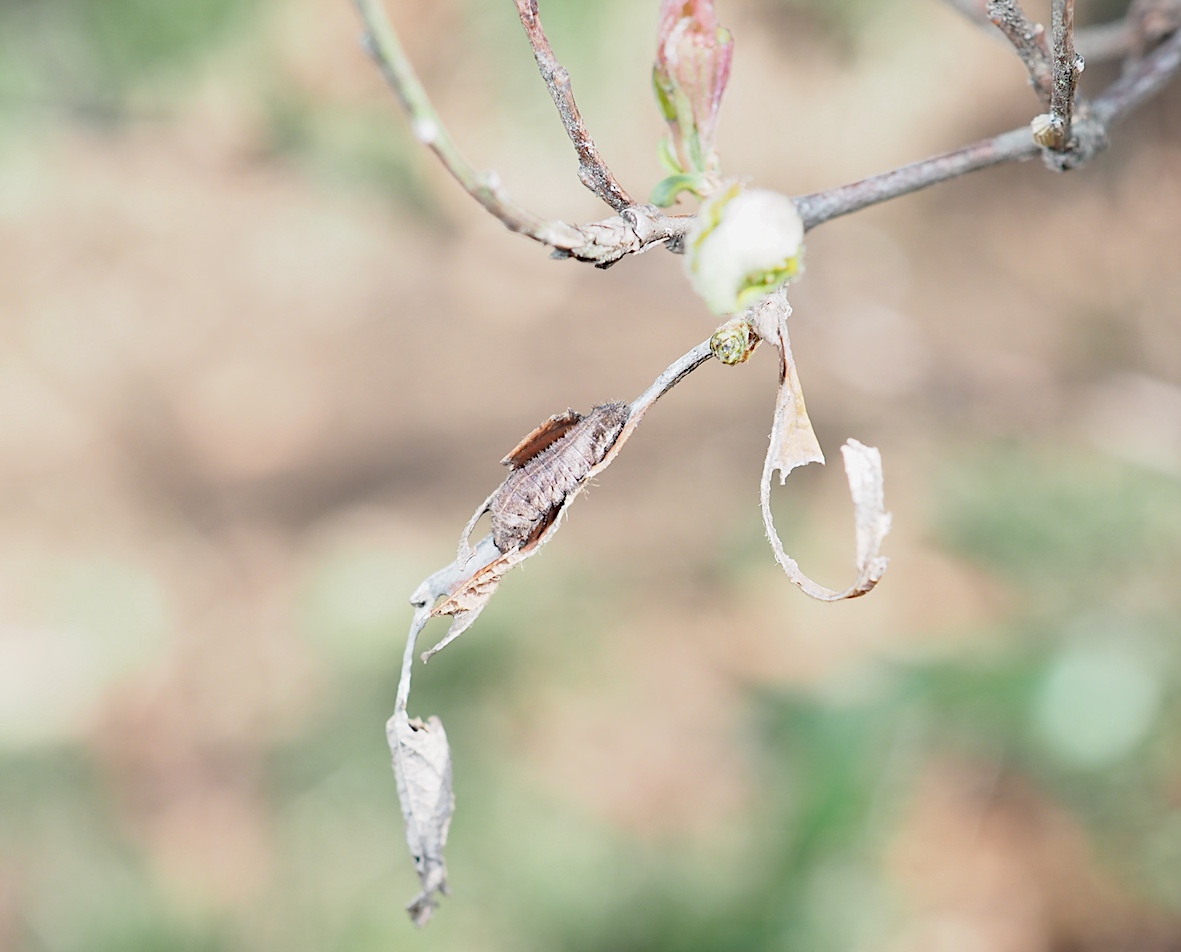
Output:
(352, 0), (581, 247)
(950, 1), (1134, 64)
(1093, 21), (1181, 121)
(795, 24), (1181, 228)
(353, 0), (686, 265)
(792, 127), (1038, 229)
(355, 0), (1179, 256)
(514, 0), (634, 212)
(1049, 0), (1083, 150)
(987, 0), (1054, 102)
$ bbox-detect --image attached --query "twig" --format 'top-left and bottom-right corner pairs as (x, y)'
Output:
(987, 0), (1054, 103)
(355, 0), (1179, 255)
(792, 127), (1038, 229)
(1076, 20), (1133, 62)
(945, 0), (991, 27)
(1093, 20), (1181, 122)
(352, 0), (581, 246)
(353, 0), (686, 265)
(950, 1), (1134, 64)
(1048, 0), (1083, 151)
(795, 24), (1181, 228)
(514, 0), (634, 212)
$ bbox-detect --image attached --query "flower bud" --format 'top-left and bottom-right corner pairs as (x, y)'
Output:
(684, 183), (805, 315)
(653, 0), (733, 180)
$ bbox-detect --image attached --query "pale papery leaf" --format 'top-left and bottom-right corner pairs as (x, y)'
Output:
(389, 340), (714, 923)
(388, 709), (454, 927)
(386, 547), (503, 926)
(842, 439), (892, 585)
(750, 290), (890, 601)
(750, 290), (824, 477)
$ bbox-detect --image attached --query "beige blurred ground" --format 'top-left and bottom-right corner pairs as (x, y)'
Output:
(1, 0), (1180, 949)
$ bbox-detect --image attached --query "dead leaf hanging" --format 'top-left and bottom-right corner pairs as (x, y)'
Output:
(750, 289), (891, 600)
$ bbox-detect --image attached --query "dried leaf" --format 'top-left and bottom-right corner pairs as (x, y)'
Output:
(422, 553), (512, 662)
(501, 408), (583, 468)
(388, 339), (715, 924)
(751, 289), (890, 601)
(490, 403), (630, 553)
(388, 709), (454, 927)
(750, 291), (824, 477)
(841, 439), (891, 588)
(421, 347), (711, 663)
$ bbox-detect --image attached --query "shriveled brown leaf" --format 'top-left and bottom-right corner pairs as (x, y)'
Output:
(422, 341), (712, 663)
(500, 408), (584, 467)
(422, 553), (513, 662)
(388, 339), (714, 924)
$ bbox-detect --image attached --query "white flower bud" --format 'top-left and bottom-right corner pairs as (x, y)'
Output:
(684, 183), (804, 315)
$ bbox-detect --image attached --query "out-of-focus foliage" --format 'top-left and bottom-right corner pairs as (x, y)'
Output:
(2, 0), (1180, 950)
(0, 0), (254, 114)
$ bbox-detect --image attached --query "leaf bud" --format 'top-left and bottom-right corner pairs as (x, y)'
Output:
(709, 316), (759, 365)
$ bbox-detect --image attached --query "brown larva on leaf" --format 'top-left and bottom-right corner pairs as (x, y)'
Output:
(490, 402), (630, 552)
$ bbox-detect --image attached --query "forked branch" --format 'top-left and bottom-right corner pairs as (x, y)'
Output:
(354, 0), (1181, 255)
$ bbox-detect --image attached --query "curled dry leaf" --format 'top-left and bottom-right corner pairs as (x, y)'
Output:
(389, 340), (713, 922)
(386, 590), (468, 926)
(424, 341), (713, 664)
(491, 402), (631, 552)
(751, 290), (891, 600)
(388, 709), (454, 927)
(388, 297), (890, 923)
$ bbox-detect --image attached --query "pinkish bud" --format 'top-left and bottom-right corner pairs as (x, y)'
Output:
(653, 0), (734, 178)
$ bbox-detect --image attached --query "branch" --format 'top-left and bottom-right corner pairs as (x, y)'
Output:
(951, 0), (1135, 63)
(355, 0), (1180, 257)
(1048, 0), (1083, 151)
(1127, 0), (1181, 60)
(353, 0), (686, 266)
(792, 127), (1037, 229)
(1093, 19), (1181, 122)
(793, 25), (1181, 229)
(987, 0), (1054, 103)
(352, 0), (579, 243)
(1076, 20), (1133, 62)
(514, 0), (634, 212)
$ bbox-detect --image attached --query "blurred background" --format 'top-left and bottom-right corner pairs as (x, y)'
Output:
(1, 0), (1180, 949)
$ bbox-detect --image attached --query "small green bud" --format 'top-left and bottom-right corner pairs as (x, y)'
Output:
(710, 317), (758, 365)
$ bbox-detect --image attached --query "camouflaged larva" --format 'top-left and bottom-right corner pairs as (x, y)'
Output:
(490, 402), (630, 553)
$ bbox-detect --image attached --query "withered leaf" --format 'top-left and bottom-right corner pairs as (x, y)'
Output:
(751, 291), (824, 478)
(490, 402), (629, 553)
(388, 709), (454, 927)
(750, 290), (890, 601)
(388, 340), (714, 925)
(422, 553), (513, 663)
(424, 348), (709, 664)
(501, 408), (583, 467)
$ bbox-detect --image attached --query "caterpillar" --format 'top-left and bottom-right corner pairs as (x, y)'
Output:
(490, 402), (630, 553)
